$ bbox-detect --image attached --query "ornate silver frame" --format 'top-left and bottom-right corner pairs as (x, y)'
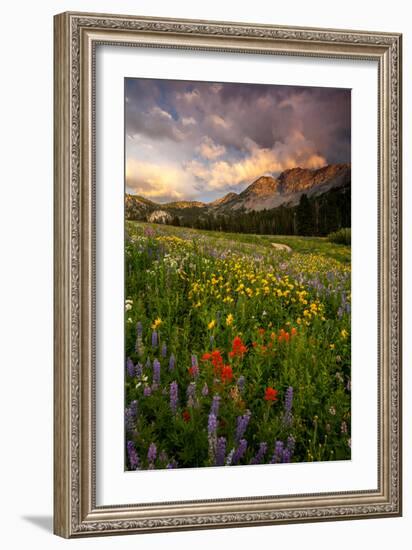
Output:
(53, 11), (402, 538)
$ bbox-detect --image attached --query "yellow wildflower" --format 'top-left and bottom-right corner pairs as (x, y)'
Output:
(151, 317), (162, 329)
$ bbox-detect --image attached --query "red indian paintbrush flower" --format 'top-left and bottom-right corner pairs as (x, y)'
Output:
(211, 349), (224, 375)
(182, 410), (191, 422)
(221, 365), (233, 383)
(229, 336), (248, 358)
(278, 329), (290, 343)
(264, 387), (278, 402)
(211, 349), (223, 361)
(201, 349), (225, 375)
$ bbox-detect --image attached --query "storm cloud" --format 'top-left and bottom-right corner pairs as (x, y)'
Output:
(125, 78), (351, 203)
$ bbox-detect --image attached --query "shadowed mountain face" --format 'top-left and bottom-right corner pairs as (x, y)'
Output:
(125, 163), (351, 222)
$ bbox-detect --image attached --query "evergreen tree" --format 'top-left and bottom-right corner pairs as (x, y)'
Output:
(296, 194), (314, 235)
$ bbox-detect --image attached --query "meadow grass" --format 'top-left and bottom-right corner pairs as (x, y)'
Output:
(124, 221), (351, 470)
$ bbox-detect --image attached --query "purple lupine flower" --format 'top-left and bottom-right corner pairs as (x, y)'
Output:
(127, 441), (139, 470)
(201, 382), (209, 397)
(143, 386), (152, 397)
(135, 362), (143, 378)
(170, 381), (178, 413)
(285, 387), (293, 412)
(232, 439), (248, 465)
(250, 442), (268, 465)
(186, 382), (196, 398)
(282, 448), (292, 463)
(283, 386), (294, 426)
(186, 382), (196, 407)
(237, 375), (246, 393)
(159, 451), (168, 463)
(147, 442), (157, 464)
(126, 357), (135, 377)
(129, 400), (138, 418)
(166, 459), (178, 469)
(337, 306), (344, 319)
(235, 411), (251, 443)
(286, 435), (295, 453)
(153, 359), (161, 385)
(168, 353), (175, 371)
(271, 440), (284, 463)
(210, 395), (221, 417)
(135, 321), (144, 355)
(151, 330), (158, 348)
(190, 355), (199, 378)
(145, 357), (151, 370)
(215, 436), (227, 466)
(208, 413), (217, 435)
(161, 342), (167, 358)
(125, 408), (135, 434)
(208, 413), (218, 462)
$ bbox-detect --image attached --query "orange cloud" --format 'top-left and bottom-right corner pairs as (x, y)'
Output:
(197, 136), (226, 160)
(186, 134), (326, 190)
(126, 158), (190, 200)
(207, 114), (231, 129)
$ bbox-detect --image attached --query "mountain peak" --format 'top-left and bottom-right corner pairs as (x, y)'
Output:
(125, 163), (351, 221)
(210, 192), (238, 207)
(278, 163), (350, 194)
(240, 175), (278, 198)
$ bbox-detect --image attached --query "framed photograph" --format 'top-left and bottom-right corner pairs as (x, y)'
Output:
(53, 11), (402, 537)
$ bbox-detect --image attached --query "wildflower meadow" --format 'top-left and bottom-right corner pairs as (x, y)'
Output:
(124, 222), (351, 470)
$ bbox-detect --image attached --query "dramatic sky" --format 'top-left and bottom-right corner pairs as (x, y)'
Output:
(125, 78), (351, 203)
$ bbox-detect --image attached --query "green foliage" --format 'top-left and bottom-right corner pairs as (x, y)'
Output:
(296, 194), (315, 235)
(327, 228), (351, 245)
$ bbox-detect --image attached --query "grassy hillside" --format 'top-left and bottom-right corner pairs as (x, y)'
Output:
(126, 221), (351, 264)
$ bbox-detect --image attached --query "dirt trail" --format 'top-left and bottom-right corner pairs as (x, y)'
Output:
(271, 242), (292, 252)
